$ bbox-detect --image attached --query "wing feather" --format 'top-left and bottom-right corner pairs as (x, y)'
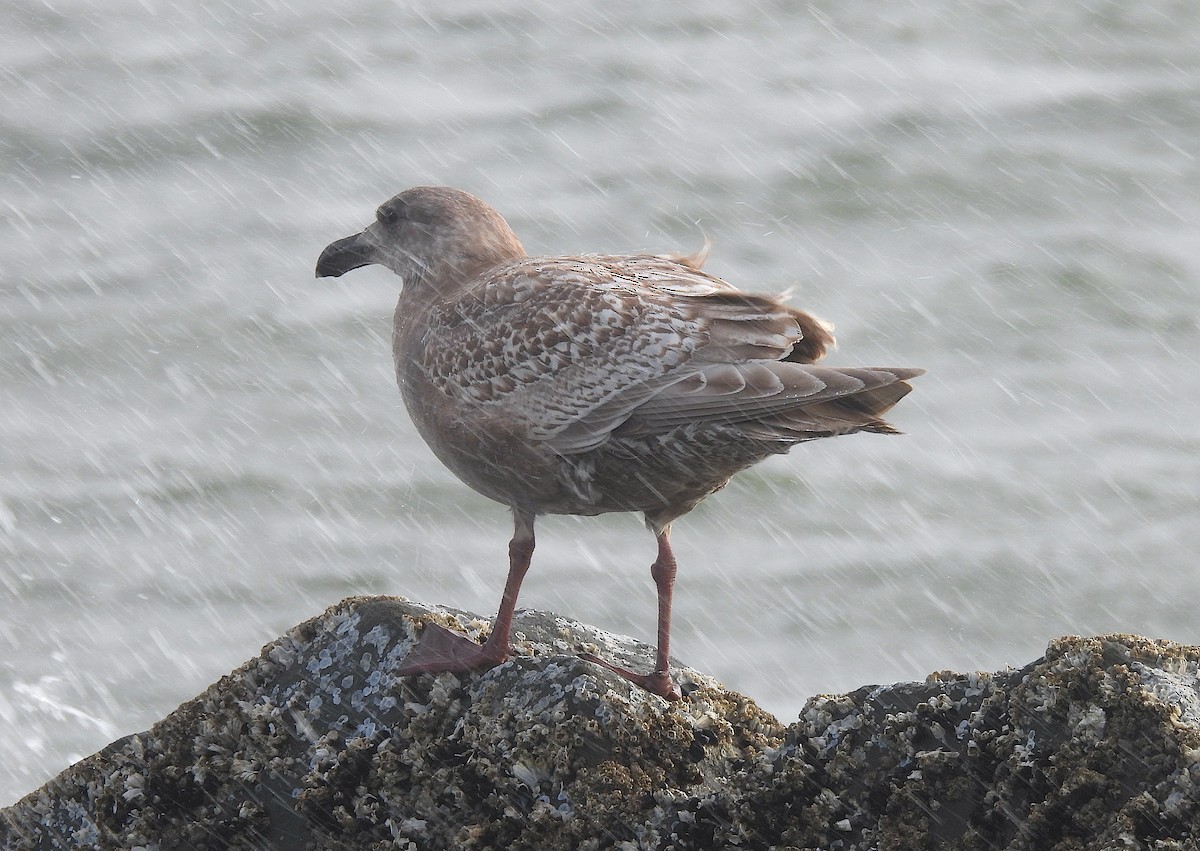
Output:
(418, 252), (872, 454)
(618, 364), (922, 436)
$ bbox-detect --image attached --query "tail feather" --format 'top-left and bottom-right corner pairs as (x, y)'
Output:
(742, 370), (920, 440)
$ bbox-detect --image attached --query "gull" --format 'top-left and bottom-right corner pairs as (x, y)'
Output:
(316, 186), (922, 700)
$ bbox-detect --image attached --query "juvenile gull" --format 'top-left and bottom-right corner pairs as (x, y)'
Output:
(316, 186), (922, 701)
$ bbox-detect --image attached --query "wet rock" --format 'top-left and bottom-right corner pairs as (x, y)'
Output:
(4, 597), (1200, 850)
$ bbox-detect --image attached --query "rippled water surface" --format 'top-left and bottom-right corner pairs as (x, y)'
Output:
(3, 0), (1199, 803)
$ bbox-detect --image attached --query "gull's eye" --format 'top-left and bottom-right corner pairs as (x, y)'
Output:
(376, 204), (399, 225)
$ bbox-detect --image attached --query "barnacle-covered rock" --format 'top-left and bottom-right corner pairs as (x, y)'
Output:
(4, 598), (1200, 849)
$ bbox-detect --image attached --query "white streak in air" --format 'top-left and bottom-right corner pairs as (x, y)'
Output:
(13, 680), (121, 740)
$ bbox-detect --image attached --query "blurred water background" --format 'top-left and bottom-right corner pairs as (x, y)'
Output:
(3, 0), (1199, 804)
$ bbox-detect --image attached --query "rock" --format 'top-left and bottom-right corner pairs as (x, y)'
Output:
(3, 597), (1200, 850)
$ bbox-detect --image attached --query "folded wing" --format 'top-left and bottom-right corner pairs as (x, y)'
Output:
(420, 252), (918, 455)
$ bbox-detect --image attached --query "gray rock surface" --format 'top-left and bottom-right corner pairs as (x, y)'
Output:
(4, 596), (1200, 849)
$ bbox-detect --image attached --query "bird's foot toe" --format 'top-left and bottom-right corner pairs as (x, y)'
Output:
(396, 623), (510, 676)
(579, 652), (682, 701)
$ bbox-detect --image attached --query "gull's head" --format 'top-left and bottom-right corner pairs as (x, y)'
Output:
(315, 186), (525, 291)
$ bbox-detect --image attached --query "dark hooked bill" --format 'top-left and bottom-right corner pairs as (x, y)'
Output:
(315, 233), (375, 278)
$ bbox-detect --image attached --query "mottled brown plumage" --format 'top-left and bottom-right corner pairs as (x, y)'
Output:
(316, 186), (922, 700)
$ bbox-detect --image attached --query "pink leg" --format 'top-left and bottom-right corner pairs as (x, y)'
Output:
(396, 511), (535, 676)
(581, 527), (682, 701)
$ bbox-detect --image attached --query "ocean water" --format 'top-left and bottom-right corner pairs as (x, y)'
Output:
(3, 0), (1199, 804)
